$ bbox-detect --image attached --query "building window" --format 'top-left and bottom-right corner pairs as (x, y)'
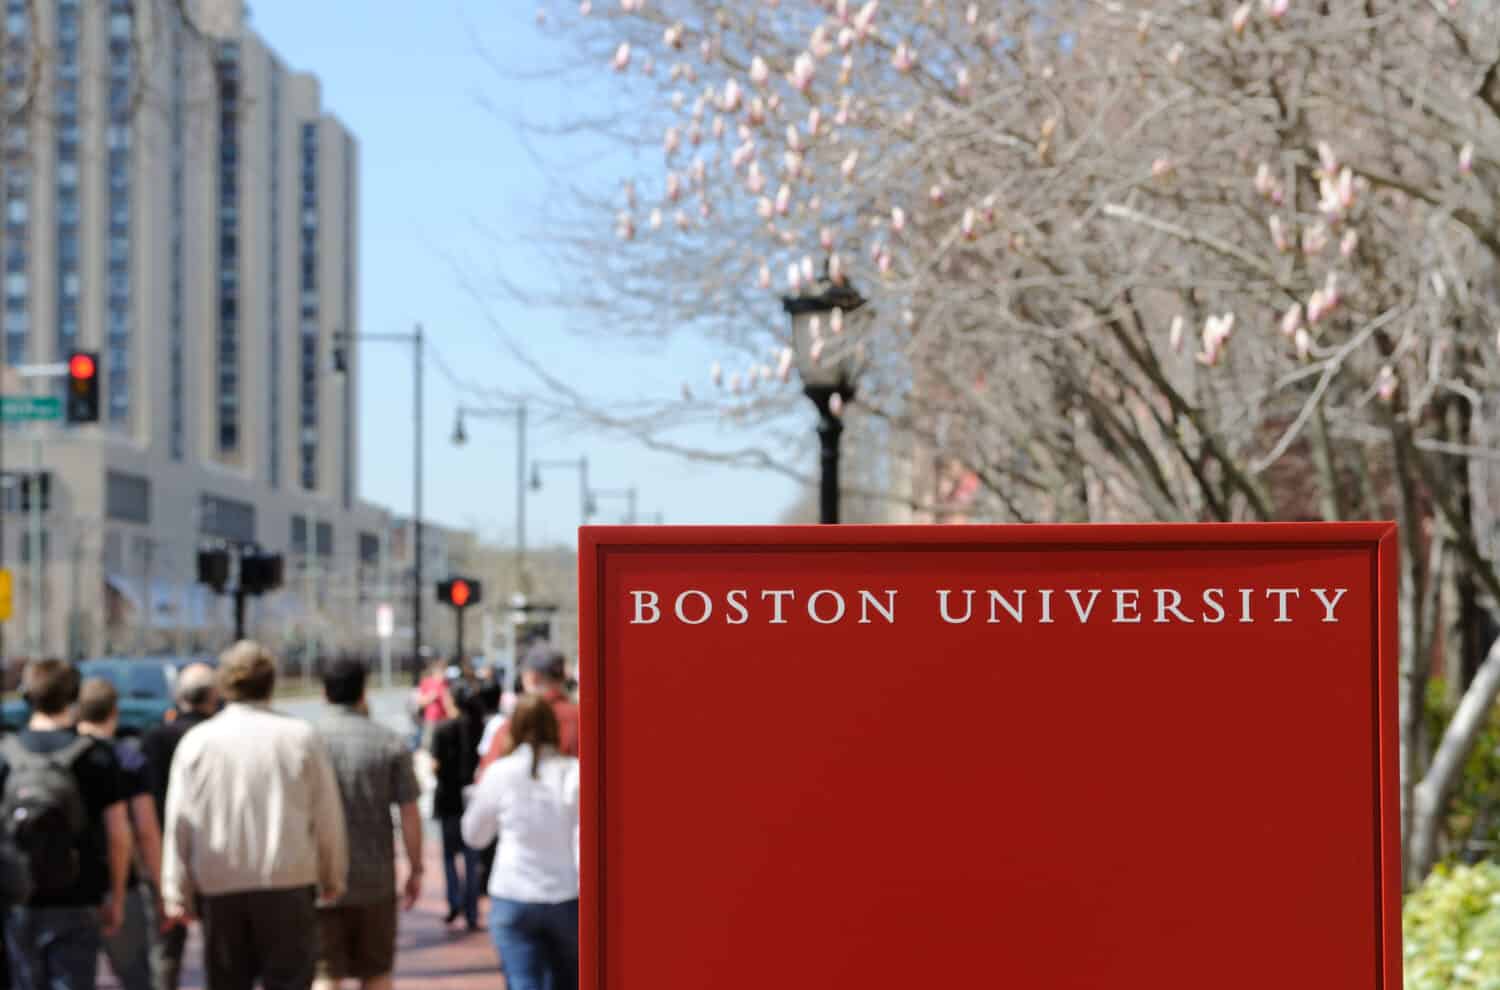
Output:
(216, 41), (239, 453)
(359, 532), (379, 564)
(198, 494), (255, 543)
(299, 121), (319, 491)
(290, 514), (307, 554)
(105, 471), (150, 524)
(315, 521), (333, 557)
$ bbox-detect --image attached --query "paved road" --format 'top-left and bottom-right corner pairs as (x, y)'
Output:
(98, 686), (503, 989)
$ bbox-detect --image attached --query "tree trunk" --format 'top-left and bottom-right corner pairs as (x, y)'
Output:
(1410, 634), (1500, 884)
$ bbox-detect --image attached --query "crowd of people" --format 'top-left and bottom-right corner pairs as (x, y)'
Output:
(0, 639), (582, 990)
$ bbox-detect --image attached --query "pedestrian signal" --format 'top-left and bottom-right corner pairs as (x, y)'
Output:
(65, 350), (99, 423)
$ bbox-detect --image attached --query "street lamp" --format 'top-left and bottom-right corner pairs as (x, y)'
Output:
(331, 323), (427, 683)
(451, 403), (529, 592)
(783, 266), (868, 524)
(532, 456), (596, 524)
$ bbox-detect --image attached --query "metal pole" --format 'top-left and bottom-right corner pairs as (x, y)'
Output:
(379, 519), (391, 691)
(138, 539), (153, 654)
(28, 424), (41, 657)
(455, 606), (464, 663)
(516, 404), (526, 592)
(412, 324), (424, 685)
(806, 386), (844, 525)
(233, 585), (247, 642)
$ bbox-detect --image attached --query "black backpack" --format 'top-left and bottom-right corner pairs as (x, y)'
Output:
(0, 735), (92, 899)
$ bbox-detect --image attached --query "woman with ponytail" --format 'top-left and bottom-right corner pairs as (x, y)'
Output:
(461, 694), (579, 990)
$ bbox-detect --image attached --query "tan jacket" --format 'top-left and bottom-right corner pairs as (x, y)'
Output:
(161, 702), (348, 911)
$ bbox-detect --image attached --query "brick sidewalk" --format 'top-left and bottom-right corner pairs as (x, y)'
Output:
(101, 837), (503, 989)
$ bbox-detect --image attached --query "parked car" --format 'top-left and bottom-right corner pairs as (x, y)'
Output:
(1, 657), (179, 736)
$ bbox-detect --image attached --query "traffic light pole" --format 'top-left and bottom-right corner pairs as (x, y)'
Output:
(455, 607), (465, 664)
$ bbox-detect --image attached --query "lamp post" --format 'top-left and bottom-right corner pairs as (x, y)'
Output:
(332, 324), (426, 683)
(531, 456), (596, 526)
(592, 486), (639, 525)
(783, 269), (867, 524)
(451, 403), (529, 590)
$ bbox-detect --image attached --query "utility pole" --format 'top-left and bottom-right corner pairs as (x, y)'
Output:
(413, 323), (425, 683)
(379, 520), (392, 691)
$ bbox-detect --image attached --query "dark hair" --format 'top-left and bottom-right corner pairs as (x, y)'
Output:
(508, 695), (561, 779)
(322, 658), (367, 706)
(77, 677), (118, 725)
(22, 659), (80, 716)
(476, 683), (502, 716)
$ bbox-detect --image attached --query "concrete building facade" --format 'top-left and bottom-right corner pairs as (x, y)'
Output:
(0, 0), (387, 661)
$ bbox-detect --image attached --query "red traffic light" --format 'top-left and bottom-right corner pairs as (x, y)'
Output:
(69, 353), (96, 380)
(450, 580), (472, 607)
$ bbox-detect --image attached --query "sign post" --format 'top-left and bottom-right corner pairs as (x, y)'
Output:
(580, 524), (1401, 990)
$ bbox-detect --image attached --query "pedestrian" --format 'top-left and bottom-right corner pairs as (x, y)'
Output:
(413, 659), (456, 753)
(0, 659), (132, 990)
(462, 695), (580, 990)
(475, 647), (578, 775)
(76, 678), (162, 990)
(139, 662), (218, 990)
(161, 641), (348, 990)
(312, 659), (424, 990)
(430, 687), (482, 931)
(470, 683), (503, 892)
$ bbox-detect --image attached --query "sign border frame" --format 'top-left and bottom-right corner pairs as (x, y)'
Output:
(578, 522), (1400, 990)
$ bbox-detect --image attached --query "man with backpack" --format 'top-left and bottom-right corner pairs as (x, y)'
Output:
(0, 659), (131, 990)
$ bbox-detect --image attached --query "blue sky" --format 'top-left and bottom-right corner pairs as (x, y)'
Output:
(248, 0), (803, 547)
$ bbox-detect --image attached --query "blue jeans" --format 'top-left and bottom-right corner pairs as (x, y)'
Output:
(100, 884), (154, 990)
(3, 904), (101, 990)
(488, 898), (578, 990)
(439, 816), (481, 927)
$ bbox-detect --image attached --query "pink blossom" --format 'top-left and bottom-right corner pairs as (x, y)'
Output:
(1301, 223), (1328, 256)
(640, 57), (654, 77)
(1197, 314), (1234, 366)
(783, 150), (803, 177)
(829, 393), (844, 417)
(1460, 142), (1475, 174)
(808, 109), (822, 136)
(1323, 271), (1340, 309)
(829, 253), (844, 284)
(891, 206), (907, 232)
(1269, 215), (1289, 253)
(841, 150), (859, 180)
(666, 172), (682, 201)
(1151, 158), (1173, 180)
(1376, 366), (1397, 402)
(748, 98), (767, 127)
(721, 79), (742, 113)
(786, 124), (802, 152)
(1294, 327), (1311, 360)
(835, 0), (850, 21)
(810, 26), (833, 59)
(820, 227), (835, 251)
(956, 66), (971, 100)
(1263, 0), (1289, 19)
(810, 338), (826, 364)
(732, 141), (755, 171)
(712, 116), (726, 140)
(787, 263), (803, 292)
(1317, 141), (1338, 178)
(853, 1), (879, 38)
(579, 0), (592, 14)
(663, 23), (684, 49)
(687, 125), (702, 147)
(1280, 303), (1301, 337)
(869, 240), (883, 262)
(1230, 3), (1251, 35)
(961, 208), (977, 240)
(1254, 162), (1274, 197)
(892, 42), (915, 73)
(620, 0), (641, 11)
(757, 196), (773, 219)
(965, 3), (978, 26)
(1339, 230), (1358, 258)
(830, 307), (844, 334)
(749, 56), (770, 88)
(801, 255), (816, 284)
(649, 209), (662, 229)
(727, 372), (742, 394)
(746, 162), (766, 194)
(839, 27), (857, 51)
(674, 210), (691, 231)
(877, 250), (892, 274)
(664, 127), (681, 157)
(758, 264), (771, 289)
(777, 348), (793, 382)
(775, 185), (792, 216)
(612, 42), (631, 72)
(700, 38), (714, 61)
(615, 212), (634, 241)
(698, 201), (712, 220)
(1169, 315), (1184, 352)
(929, 185), (944, 206)
(710, 362), (724, 386)
(808, 316), (821, 339)
(1167, 42), (1184, 66)
(790, 53), (816, 92)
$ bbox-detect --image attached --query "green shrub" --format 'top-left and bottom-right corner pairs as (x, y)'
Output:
(1405, 861), (1500, 989)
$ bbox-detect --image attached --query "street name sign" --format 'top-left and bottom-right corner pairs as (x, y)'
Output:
(0, 395), (61, 421)
(579, 523), (1400, 990)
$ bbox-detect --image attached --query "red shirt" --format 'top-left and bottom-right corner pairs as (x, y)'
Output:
(476, 688), (578, 778)
(418, 675), (449, 724)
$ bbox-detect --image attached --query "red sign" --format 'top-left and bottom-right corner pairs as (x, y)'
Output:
(579, 524), (1400, 990)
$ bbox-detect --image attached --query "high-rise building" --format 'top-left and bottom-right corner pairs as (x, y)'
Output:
(0, 0), (389, 661)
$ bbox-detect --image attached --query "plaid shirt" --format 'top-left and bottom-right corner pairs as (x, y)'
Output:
(316, 705), (421, 905)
